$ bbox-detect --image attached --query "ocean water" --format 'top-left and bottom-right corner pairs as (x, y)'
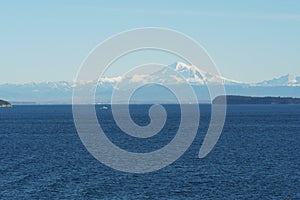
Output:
(0, 105), (299, 199)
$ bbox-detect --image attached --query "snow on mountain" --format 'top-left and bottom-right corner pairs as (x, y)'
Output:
(256, 74), (300, 86)
(98, 76), (122, 84)
(0, 63), (298, 89)
(1, 62), (300, 103)
(169, 62), (242, 85)
(96, 62), (243, 86)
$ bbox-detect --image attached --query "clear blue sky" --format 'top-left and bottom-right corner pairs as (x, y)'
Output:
(0, 0), (300, 83)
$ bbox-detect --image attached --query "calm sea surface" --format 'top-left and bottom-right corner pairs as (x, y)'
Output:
(0, 105), (299, 199)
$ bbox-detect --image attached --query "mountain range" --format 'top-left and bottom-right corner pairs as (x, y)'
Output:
(1, 62), (300, 104)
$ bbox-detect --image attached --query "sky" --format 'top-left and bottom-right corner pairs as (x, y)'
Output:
(0, 0), (300, 84)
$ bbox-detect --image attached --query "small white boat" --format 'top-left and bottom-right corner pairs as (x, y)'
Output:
(100, 106), (108, 110)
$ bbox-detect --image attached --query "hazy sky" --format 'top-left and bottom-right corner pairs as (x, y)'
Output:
(0, 0), (300, 83)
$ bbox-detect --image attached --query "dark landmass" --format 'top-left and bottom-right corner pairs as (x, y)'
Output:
(0, 99), (12, 107)
(213, 95), (300, 104)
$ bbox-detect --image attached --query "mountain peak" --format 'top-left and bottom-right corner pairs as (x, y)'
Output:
(256, 74), (300, 86)
(169, 62), (242, 85)
(170, 62), (204, 74)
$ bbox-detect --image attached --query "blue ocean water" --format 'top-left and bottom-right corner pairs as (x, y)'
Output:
(0, 105), (299, 199)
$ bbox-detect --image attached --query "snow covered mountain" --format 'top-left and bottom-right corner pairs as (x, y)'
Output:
(168, 62), (242, 85)
(255, 74), (300, 86)
(0, 62), (299, 103)
(96, 62), (243, 86)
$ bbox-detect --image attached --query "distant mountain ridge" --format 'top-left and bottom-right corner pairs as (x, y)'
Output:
(0, 62), (299, 104)
(256, 74), (300, 86)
